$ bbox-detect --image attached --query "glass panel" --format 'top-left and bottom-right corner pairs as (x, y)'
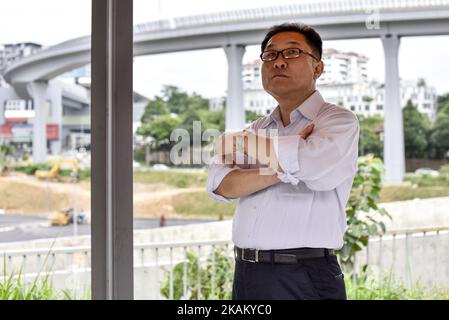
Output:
(0, 0), (91, 300)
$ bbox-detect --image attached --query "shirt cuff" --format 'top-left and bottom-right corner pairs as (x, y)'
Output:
(272, 135), (302, 185)
(206, 163), (239, 203)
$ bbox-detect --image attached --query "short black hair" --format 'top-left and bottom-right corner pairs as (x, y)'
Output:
(261, 23), (323, 60)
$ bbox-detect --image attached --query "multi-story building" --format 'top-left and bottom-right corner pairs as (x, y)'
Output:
(209, 49), (438, 121)
(318, 48), (369, 85)
(319, 78), (438, 120)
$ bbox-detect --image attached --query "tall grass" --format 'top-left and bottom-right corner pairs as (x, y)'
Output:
(0, 237), (90, 300)
(346, 269), (449, 300)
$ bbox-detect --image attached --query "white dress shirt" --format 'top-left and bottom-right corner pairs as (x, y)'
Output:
(206, 90), (359, 250)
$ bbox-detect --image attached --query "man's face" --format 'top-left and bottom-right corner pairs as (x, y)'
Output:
(261, 32), (322, 99)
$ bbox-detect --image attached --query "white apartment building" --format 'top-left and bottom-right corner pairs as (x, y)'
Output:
(319, 78), (438, 120)
(209, 48), (438, 121)
(318, 48), (368, 85)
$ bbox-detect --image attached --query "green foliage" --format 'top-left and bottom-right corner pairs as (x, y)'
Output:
(362, 95), (373, 103)
(133, 146), (147, 163)
(338, 155), (391, 272)
(160, 248), (449, 300)
(133, 170), (206, 188)
(403, 100), (431, 158)
(358, 115), (383, 158)
(13, 162), (53, 175)
(160, 247), (234, 300)
(346, 268), (449, 300)
(245, 110), (262, 123)
(430, 111), (449, 159)
(1, 258), (53, 300)
(138, 85), (224, 152)
(161, 85), (208, 114)
(137, 114), (182, 150)
(140, 96), (169, 122)
(11, 162), (90, 181)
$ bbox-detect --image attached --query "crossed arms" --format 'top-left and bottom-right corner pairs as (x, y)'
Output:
(208, 110), (359, 201)
(213, 124), (314, 199)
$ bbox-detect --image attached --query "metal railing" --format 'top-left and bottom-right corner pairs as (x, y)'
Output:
(134, 0), (449, 33)
(1, 239), (233, 299)
(2, 226), (449, 299)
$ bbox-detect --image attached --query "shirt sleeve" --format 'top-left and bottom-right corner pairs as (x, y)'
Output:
(272, 110), (359, 191)
(206, 154), (240, 203)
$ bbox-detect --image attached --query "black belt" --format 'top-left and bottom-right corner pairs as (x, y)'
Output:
(234, 246), (335, 264)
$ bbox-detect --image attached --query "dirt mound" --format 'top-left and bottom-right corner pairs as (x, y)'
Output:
(0, 173), (203, 218)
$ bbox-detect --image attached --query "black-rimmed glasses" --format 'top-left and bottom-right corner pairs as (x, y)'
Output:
(260, 48), (320, 62)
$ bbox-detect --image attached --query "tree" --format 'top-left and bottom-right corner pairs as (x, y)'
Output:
(137, 85), (224, 151)
(358, 115), (383, 158)
(430, 111), (449, 159)
(140, 96), (168, 122)
(437, 93), (449, 113)
(137, 114), (181, 150)
(161, 85), (208, 114)
(402, 100), (431, 158)
(245, 110), (262, 123)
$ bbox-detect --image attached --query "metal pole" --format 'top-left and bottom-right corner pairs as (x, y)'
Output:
(91, 0), (134, 300)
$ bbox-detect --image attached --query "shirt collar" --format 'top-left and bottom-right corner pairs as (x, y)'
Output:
(261, 90), (324, 128)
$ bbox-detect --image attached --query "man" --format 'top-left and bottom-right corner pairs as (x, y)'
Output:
(206, 23), (359, 300)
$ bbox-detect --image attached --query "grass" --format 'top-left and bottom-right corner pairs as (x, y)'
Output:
(172, 191), (237, 219)
(380, 184), (449, 202)
(380, 172), (449, 202)
(1, 252), (91, 300)
(346, 270), (449, 300)
(133, 170), (207, 188)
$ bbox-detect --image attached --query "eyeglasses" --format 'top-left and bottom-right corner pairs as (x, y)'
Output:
(260, 48), (320, 62)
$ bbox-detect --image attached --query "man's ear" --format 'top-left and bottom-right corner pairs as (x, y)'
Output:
(313, 60), (324, 80)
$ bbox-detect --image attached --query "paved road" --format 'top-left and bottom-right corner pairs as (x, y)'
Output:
(0, 214), (216, 243)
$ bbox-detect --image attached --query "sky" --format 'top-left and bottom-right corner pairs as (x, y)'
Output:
(1, 0), (448, 99)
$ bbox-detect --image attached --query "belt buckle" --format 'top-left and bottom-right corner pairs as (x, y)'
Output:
(241, 248), (258, 263)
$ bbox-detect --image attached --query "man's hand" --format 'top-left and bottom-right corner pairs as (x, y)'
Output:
(215, 123), (315, 169)
(300, 123), (314, 140)
(215, 131), (245, 168)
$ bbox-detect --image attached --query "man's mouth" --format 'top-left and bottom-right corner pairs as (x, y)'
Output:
(271, 74), (288, 79)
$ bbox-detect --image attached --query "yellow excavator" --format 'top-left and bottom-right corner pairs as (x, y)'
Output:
(35, 159), (79, 180)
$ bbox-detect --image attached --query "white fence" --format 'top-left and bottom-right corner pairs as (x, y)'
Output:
(2, 226), (449, 299)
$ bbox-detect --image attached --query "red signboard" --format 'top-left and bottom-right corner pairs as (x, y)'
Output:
(0, 125), (12, 138)
(5, 118), (28, 124)
(46, 124), (59, 140)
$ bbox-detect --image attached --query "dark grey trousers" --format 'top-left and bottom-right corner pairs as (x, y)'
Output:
(232, 254), (347, 300)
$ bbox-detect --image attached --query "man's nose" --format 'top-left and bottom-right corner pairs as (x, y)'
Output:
(274, 56), (287, 69)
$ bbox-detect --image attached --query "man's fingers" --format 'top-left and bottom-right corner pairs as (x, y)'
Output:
(299, 123), (314, 139)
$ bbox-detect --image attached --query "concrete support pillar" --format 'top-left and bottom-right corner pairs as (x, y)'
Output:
(49, 82), (63, 155)
(0, 87), (19, 125)
(381, 34), (405, 183)
(224, 44), (246, 131)
(28, 81), (48, 163)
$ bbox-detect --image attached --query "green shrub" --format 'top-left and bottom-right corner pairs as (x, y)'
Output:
(13, 162), (53, 175)
(339, 155), (391, 272)
(346, 268), (449, 300)
(160, 246), (234, 300)
(160, 248), (449, 300)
